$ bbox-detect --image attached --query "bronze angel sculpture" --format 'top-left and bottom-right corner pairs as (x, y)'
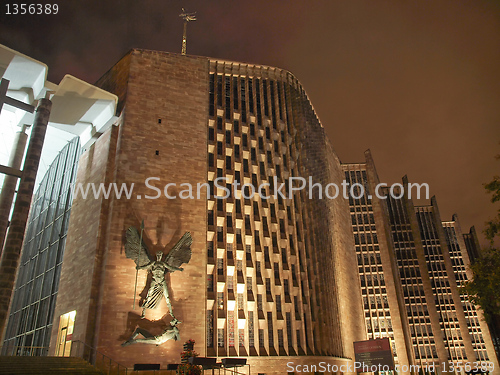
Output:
(125, 227), (192, 319)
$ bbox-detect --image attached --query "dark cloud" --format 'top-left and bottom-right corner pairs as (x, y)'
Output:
(1, 0), (499, 245)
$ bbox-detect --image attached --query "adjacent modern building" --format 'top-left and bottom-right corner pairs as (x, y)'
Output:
(343, 152), (498, 372)
(2, 46), (499, 374)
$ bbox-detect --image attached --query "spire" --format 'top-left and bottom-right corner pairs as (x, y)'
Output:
(179, 8), (196, 55)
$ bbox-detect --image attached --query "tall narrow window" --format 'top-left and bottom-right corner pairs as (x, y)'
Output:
(277, 83), (283, 120)
(217, 258), (224, 275)
(240, 78), (247, 122)
(294, 296), (300, 319)
(256, 79), (262, 125)
(270, 81), (276, 128)
(255, 230), (261, 246)
(286, 312), (292, 347)
(278, 329), (284, 348)
(207, 310), (214, 347)
(263, 80), (269, 117)
(247, 277), (253, 291)
(239, 329), (245, 347)
(258, 329), (264, 347)
(217, 226), (224, 242)
(266, 278), (271, 294)
(267, 312), (274, 347)
(217, 75), (223, 107)
(207, 274), (214, 292)
(276, 294), (282, 313)
(237, 294), (244, 311)
(248, 78), (254, 113)
(225, 76), (231, 119)
(218, 328), (225, 347)
(233, 77), (239, 110)
(274, 262), (280, 283)
(217, 292), (224, 310)
(249, 311), (255, 347)
(209, 74), (215, 116)
(257, 294), (263, 311)
(228, 310), (235, 347)
(291, 264), (297, 284)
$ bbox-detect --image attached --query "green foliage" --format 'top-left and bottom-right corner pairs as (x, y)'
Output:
(461, 151), (500, 321)
(462, 248), (500, 322)
(484, 175), (500, 244)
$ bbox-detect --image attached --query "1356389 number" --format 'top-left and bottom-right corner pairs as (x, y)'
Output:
(5, 4), (59, 15)
(442, 361), (495, 373)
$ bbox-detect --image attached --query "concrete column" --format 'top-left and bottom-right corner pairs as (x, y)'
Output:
(0, 98), (51, 339)
(0, 125), (29, 255)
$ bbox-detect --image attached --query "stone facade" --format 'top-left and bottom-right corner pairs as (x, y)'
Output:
(50, 50), (209, 363)
(48, 50), (367, 373)
(44, 49), (499, 374)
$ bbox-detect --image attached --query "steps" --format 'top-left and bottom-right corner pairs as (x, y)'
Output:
(0, 356), (105, 375)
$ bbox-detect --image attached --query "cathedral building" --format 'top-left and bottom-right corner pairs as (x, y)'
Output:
(49, 49), (365, 372)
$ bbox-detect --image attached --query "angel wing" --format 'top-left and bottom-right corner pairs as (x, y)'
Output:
(124, 226), (152, 267)
(165, 232), (193, 269)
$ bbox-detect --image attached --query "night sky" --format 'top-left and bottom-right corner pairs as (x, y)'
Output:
(1, 0), (500, 246)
